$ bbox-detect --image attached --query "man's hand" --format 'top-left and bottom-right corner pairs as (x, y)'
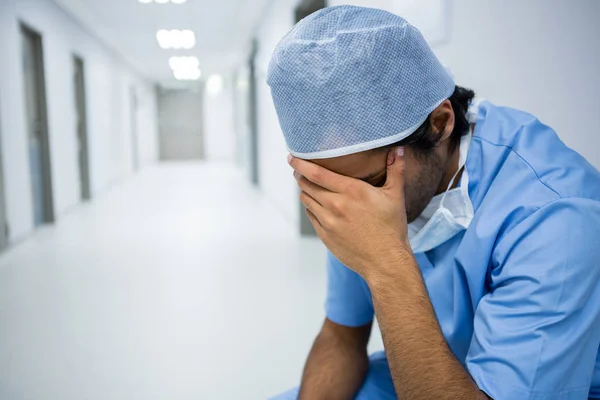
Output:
(289, 148), (492, 399)
(289, 147), (410, 280)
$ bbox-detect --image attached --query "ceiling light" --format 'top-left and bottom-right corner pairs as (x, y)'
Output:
(170, 30), (183, 49)
(181, 30), (195, 50)
(207, 74), (224, 95)
(155, 0), (169, 3)
(171, 0), (187, 3)
(237, 77), (249, 90)
(169, 57), (181, 70)
(138, 0), (152, 3)
(156, 30), (170, 49)
(169, 56), (201, 81)
(156, 29), (196, 50)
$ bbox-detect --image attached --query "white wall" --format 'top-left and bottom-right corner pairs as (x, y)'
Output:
(0, 0), (159, 242)
(248, 0), (600, 227)
(203, 75), (236, 162)
(253, 0), (301, 226)
(432, 0), (600, 168)
(327, 0), (600, 168)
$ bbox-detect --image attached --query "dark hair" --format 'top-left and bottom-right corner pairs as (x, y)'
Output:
(390, 85), (475, 152)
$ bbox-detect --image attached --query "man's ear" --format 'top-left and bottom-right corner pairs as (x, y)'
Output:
(429, 99), (455, 143)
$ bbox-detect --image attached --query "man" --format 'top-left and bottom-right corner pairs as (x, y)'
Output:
(267, 5), (600, 400)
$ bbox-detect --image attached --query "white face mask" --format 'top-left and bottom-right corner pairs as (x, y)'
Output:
(407, 128), (475, 254)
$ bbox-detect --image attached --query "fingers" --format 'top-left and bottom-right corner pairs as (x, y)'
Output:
(288, 155), (351, 193)
(294, 170), (331, 207)
(305, 208), (326, 237)
(299, 189), (325, 217)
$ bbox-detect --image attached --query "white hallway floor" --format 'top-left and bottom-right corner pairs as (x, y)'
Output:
(0, 163), (383, 400)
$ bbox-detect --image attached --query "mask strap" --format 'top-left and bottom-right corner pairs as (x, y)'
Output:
(440, 130), (472, 209)
(440, 166), (462, 209)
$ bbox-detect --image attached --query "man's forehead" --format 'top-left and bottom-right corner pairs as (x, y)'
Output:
(309, 151), (385, 179)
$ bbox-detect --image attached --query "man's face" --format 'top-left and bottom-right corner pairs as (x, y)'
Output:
(311, 145), (448, 223)
(309, 101), (457, 222)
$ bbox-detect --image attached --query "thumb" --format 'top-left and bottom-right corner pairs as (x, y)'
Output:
(383, 147), (405, 194)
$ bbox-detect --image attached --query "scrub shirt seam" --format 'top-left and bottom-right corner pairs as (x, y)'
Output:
(473, 136), (562, 198)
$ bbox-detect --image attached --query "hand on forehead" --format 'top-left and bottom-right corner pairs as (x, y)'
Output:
(302, 149), (388, 183)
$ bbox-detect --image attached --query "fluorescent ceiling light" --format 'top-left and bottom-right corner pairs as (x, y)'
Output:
(169, 56), (201, 81)
(237, 77), (249, 90)
(180, 30), (195, 50)
(156, 30), (170, 48)
(207, 74), (224, 95)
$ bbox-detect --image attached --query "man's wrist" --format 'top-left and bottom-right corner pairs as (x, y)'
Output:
(363, 246), (417, 289)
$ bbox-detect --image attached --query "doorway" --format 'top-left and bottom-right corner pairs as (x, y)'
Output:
(295, 0), (327, 236)
(21, 24), (54, 226)
(158, 88), (205, 160)
(73, 56), (91, 201)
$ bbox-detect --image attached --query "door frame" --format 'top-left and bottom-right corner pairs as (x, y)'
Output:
(295, 0), (327, 22)
(295, 0), (327, 236)
(130, 86), (139, 171)
(247, 38), (260, 187)
(21, 23), (55, 224)
(73, 54), (91, 201)
(0, 90), (9, 250)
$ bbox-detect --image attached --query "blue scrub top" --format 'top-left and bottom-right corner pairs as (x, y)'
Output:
(326, 102), (600, 399)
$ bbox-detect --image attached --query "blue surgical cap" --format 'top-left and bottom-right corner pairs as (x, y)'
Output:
(267, 5), (455, 159)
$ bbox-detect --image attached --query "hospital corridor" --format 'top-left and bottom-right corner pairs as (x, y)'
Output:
(0, 0), (599, 399)
(0, 163), (351, 399)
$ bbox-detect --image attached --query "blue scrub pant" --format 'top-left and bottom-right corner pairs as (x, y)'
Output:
(269, 351), (396, 400)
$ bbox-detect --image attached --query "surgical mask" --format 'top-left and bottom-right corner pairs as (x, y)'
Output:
(407, 121), (475, 254)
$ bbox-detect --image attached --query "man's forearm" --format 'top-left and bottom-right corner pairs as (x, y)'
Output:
(299, 324), (370, 400)
(365, 252), (490, 400)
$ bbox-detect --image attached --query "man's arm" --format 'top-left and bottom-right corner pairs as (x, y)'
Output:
(298, 318), (372, 400)
(290, 148), (600, 399)
(365, 252), (491, 400)
(290, 150), (489, 398)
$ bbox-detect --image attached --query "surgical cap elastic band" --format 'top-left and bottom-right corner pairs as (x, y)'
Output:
(287, 102), (438, 160)
(268, 5), (455, 159)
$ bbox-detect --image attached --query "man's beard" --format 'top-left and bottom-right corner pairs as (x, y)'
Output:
(404, 150), (447, 223)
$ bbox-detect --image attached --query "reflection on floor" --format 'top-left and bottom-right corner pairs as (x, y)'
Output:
(0, 162), (383, 400)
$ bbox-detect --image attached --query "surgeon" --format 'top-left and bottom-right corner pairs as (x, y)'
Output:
(266, 5), (600, 400)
